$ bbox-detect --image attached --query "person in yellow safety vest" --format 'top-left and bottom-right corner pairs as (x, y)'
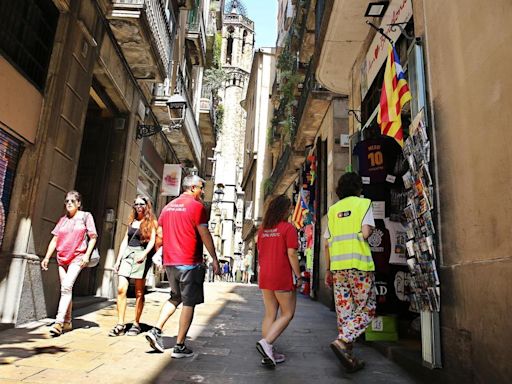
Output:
(324, 172), (376, 373)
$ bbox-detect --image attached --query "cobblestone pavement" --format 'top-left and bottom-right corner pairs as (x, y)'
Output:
(0, 282), (419, 383)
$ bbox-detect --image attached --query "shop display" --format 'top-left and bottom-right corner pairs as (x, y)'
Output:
(384, 218), (408, 265)
(401, 109), (440, 312)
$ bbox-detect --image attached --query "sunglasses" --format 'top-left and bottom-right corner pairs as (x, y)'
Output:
(133, 203), (146, 207)
(65, 199), (77, 204)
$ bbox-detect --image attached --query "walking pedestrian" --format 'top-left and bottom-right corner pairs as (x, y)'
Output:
(41, 191), (97, 337)
(109, 195), (157, 337)
(256, 195), (301, 367)
(207, 259), (214, 282)
(145, 175), (220, 358)
(245, 249), (254, 284)
(324, 172), (376, 373)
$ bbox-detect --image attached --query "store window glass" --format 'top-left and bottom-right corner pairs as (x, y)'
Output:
(137, 160), (160, 205)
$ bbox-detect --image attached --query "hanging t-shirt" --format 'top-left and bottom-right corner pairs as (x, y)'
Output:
(368, 219), (391, 274)
(353, 136), (402, 183)
(362, 183), (391, 217)
(385, 218), (408, 266)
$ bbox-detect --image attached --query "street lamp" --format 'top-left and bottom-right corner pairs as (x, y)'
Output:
(214, 183), (225, 205)
(364, 1), (389, 17)
(167, 93), (187, 130)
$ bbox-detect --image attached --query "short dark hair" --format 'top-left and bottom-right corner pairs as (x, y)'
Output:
(335, 172), (363, 199)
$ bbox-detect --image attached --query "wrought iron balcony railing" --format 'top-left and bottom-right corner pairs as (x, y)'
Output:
(265, 145), (292, 198)
(109, 0), (176, 80)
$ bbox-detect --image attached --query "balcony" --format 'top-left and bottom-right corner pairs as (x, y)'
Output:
(293, 61), (333, 151)
(265, 145), (303, 198)
(224, 13), (254, 31)
(199, 89), (216, 148)
(107, 0), (175, 81)
(186, 7), (207, 66)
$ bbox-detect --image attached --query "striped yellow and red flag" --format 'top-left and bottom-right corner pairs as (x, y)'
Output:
(292, 189), (309, 230)
(377, 43), (412, 147)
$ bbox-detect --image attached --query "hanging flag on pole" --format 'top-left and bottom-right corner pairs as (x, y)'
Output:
(377, 43), (412, 147)
(292, 189), (309, 230)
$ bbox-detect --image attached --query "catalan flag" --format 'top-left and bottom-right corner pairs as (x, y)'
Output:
(292, 189), (309, 230)
(377, 43), (412, 147)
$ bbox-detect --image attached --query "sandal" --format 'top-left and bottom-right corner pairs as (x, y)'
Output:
(330, 339), (362, 372)
(49, 322), (63, 337)
(108, 324), (126, 337)
(126, 324), (142, 336)
(346, 356), (365, 373)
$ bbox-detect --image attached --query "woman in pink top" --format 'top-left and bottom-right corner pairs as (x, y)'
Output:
(256, 195), (301, 367)
(41, 191), (97, 336)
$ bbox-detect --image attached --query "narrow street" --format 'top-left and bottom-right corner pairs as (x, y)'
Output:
(0, 283), (418, 384)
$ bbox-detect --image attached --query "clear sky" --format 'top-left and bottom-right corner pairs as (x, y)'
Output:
(244, 0), (277, 48)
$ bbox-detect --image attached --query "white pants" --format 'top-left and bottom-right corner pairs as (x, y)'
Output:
(56, 256), (84, 323)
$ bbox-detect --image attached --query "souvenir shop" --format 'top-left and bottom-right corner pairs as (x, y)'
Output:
(351, 2), (441, 368)
(295, 0), (442, 368)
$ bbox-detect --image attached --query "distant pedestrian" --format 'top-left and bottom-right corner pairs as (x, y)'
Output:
(41, 191), (97, 337)
(231, 260), (237, 282)
(245, 249), (254, 284)
(256, 195), (301, 367)
(145, 175), (220, 358)
(223, 261), (230, 281)
(324, 172), (376, 373)
(207, 259), (214, 282)
(110, 195), (157, 337)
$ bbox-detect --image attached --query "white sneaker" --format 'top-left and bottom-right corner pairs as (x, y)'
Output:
(256, 339), (275, 367)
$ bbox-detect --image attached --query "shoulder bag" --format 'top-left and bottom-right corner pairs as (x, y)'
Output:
(82, 212), (100, 268)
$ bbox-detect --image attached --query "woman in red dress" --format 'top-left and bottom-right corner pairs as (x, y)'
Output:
(256, 195), (301, 367)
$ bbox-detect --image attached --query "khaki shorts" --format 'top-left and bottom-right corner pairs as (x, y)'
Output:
(118, 246), (152, 279)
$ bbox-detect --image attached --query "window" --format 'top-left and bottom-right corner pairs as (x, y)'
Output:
(0, 0), (59, 91)
(137, 159), (160, 205)
(242, 30), (247, 53)
(226, 26), (234, 64)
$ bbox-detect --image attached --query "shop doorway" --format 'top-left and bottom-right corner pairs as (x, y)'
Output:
(73, 84), (123, 296)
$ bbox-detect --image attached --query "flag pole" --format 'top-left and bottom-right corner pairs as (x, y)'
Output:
(366, 21), (393, 45)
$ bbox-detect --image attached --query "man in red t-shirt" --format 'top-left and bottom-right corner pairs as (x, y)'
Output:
(146, 175), (220, 358)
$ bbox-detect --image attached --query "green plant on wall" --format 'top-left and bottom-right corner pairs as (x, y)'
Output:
(215, 104), (224, 135)
(281, 109), (296, 145)
(274, 48), (301, 144)
(263, 178), (275, 196)
(204, 67), (228, 95)
(214, 32), (222, 67)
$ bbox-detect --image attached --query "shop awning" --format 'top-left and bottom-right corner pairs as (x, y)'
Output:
(316, 0), (370, 94)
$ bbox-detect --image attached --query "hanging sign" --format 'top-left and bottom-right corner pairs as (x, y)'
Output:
(361, 0), (413, 99)
(161, 164), (182, 196)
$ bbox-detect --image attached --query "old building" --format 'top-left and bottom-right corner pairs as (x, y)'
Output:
(210, 1), (253, 266)
(0, 0), (218, 327)
(241, 47), (276, 269)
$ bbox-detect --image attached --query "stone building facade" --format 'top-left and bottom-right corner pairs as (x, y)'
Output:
(210, 3), (254, 263)
(0, 0), (217, 327)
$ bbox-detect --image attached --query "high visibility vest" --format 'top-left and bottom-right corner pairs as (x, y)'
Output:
(327, 196), (375, 272)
